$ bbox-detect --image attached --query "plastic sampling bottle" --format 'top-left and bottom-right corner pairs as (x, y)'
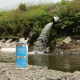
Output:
(16, 38), (28, 67)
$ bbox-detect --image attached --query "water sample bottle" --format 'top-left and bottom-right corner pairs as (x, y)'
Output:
(16, 38), (28, 67)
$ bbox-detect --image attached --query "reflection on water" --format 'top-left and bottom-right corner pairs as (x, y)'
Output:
(0, 52), (80, 72)
(28, 54), (80, 72)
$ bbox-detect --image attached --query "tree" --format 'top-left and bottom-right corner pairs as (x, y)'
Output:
(18, 3), (26, 12)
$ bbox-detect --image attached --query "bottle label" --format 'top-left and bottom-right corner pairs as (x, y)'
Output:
(17, 47), (27, 67)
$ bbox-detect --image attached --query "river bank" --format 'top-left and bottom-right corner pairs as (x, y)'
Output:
(52, 37), (80, 55)
(1, 37), (80, 55)
(0, 63), (80, 80)
(0, 38), (80, 80)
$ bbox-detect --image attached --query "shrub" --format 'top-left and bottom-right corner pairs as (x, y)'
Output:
(60, 0), (68, 5)
(54, 0), (80, 34)
(18, 3), (26, 12)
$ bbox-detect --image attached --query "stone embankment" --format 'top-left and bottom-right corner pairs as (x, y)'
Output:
(0, 63), (80, 80)
(0, 38), (49, 52)
(0, 38), (33, 52)
(0, 38), (17, 48)
(53, 37), (80, 55)
(1, 37), (80, 54)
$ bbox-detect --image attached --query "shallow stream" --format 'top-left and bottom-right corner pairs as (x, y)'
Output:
(0, 52), (80, 73)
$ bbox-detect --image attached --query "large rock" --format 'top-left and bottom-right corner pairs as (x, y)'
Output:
(29, 31), (34, 37)
(3, 41), (17, 48)
(44, 47), (50, 53)
(10, 41), (17, 48)
(3, 43), (11, 48)
(0, 41), (4, 48)
(0, 44), (2, 48)
(63, 37), (72, 44)
(1, 38), (6, 42)
(5, 39), (12, 43)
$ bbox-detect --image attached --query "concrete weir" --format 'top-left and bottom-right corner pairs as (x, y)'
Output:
(0, 48), (16, 52)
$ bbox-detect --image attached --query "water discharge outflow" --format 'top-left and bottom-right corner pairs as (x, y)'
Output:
(34, 22), (53, 52)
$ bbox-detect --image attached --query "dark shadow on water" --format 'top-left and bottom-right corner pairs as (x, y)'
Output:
(0, 52), (80, 72)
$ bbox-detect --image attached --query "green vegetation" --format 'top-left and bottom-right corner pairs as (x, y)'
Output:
(0, 4), (52, 38)
(18, 3), (26, 12)
(49, 0), (80, 50)
(54, 0), (80, 34)
(0, 0), (80, 49)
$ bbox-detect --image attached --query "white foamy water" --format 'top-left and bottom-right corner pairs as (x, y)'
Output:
(28, 51), (44, 55)
(0, 48), (44, 55)
(34, 22), (53, 52)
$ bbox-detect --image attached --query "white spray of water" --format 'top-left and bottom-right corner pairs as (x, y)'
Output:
(34, 22), (53, 52)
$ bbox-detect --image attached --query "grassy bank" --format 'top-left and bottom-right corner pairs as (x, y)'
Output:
(0, 0), (80, 49)
(0, 4), (53, 38)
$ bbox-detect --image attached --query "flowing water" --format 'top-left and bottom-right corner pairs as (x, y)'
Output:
(1, 52), (80, 73)
(34, 22), (53, 52)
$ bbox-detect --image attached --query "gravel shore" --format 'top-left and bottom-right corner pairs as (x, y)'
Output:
(0, 63), (80, 80)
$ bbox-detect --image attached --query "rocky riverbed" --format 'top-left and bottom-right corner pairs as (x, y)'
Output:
(1, 37), (80, 54)
(0, 63), (80, 80)
(53, 37), (80, 55)
(0, 38), (17, 48)
(1, 38), (80, 80)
